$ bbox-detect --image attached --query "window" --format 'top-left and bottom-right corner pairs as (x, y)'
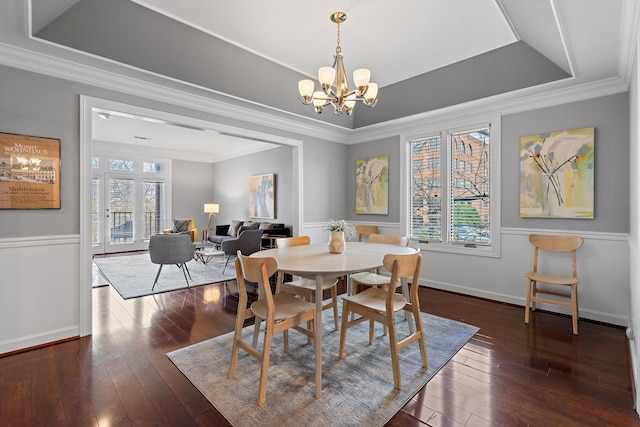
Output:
(404, 115), (500, 257)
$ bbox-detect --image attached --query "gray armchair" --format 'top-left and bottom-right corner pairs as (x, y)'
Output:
(149, 233), (196, 289)
(221, 229), (264, 273)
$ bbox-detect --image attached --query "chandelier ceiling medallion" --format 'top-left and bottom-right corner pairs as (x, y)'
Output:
(297, 11), (379, 116)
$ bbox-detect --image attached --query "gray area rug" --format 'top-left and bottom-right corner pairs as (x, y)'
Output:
(93, 253), (236, 299)
(167, 304), (479, 426)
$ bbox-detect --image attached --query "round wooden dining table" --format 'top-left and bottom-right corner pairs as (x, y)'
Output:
(252, 241), (416, 398)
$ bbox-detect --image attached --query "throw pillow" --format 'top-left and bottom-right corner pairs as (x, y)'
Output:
(259, 222), (274, 230)
(228, 220), (244, 237)
(173, 219), (191, 233)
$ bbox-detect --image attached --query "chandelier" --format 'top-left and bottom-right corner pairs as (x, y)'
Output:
(297, 12), (379, 116)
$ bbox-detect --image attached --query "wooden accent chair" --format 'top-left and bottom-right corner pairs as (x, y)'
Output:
(275, 236), (340, 331)
(524, 234), (584, 335)
(355, 224), (379, 242)
(228, 252), (316, 406)
(339, 250), (428, 390)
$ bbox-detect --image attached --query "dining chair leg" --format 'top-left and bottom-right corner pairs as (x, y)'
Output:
(369, 320), (375, 345)
(257, 327), (274, 406)
(410, 305), (429, 369)
(252, 319), (262, 348)
(387, 314), (402, 390)
(338, 301), (350, 359)
(524, 279), (533, 324)
(571, 284), (579, 335)
(331, 286), (339, 331)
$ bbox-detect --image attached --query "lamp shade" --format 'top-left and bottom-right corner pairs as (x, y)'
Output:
(204, 203), (219, 214)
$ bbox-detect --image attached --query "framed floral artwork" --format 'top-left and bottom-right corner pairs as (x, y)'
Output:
(520, 127), (594, 218)
(356, 156), (389, 215)
(249, 173), (275, 219)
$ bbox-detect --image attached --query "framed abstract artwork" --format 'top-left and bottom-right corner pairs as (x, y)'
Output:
(356, 156), (389, 215)
(0, 132), (61, 209)
(249, 173), (275, 219)
(520, 127), (594, 218)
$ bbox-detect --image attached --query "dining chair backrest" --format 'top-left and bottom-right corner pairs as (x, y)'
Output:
(236, 252), (279, 312)
(275, 235), (311, 248)
(369, 233), (409, 247)
(383, 250), (422, 302)
(529, 234), (583, 276)
(355, 225), (379, 242)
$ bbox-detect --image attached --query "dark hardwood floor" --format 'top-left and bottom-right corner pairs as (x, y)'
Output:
(1, 276), (638, 426)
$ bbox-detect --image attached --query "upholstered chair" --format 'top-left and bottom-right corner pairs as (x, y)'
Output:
(149, 233), (196, 289)
(164, 218), (198, 242)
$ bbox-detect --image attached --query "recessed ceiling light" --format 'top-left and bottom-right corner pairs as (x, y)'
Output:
(97, 112), (110, 120)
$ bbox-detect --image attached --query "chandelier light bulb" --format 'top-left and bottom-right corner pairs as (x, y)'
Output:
(298, 79), (315, 104)
(353, 68), (371, 88)
(364, 83), (379, 106)
(318, 67), (336, 90)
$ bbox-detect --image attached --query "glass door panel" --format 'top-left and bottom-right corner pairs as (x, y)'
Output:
(141, 179), (166, 249)
(105, 175), (137, 253)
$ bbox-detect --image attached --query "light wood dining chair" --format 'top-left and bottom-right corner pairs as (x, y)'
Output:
(350, 234), (409, 294)
(525, 234), (584, 335)
(339, 250), (428, 390)
(275, 236), (340, 331)
(228, 251), (316, 406)
(355, 224), (379, 242)
(350, 234), (411, 337)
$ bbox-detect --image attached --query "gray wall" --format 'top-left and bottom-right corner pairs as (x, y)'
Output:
(302, 137), (349, 223)
(345, 92), (629, 233)
(346, 136), (400, 223)
(212, 145), (294, 226)
(0, 65), (80, 237)
(171, 159), (214, 233)
(502, 92), (629, 232)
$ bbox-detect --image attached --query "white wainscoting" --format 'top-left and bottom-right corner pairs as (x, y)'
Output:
(0, 235), (81, 354)
(303, 224), (630, 326)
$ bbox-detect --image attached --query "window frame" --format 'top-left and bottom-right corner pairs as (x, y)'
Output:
(400, 114), (501, 258)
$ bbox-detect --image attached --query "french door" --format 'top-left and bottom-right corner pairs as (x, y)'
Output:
(91, 173), (167, 254)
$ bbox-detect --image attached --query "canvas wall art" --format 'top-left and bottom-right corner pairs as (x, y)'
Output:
(356, 156), (389, 215)
(520, 127), (594, 218)
(249, 173), (275, 219)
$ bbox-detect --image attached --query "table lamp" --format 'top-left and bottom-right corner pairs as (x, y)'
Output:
(204, 203), (219, 229)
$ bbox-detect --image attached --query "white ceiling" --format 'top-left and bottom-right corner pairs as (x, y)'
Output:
(27, 0), (628, 161)
(129, 0), (519, 89)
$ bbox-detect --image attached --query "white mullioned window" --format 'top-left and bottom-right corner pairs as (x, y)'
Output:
(402, 114), (501, 257)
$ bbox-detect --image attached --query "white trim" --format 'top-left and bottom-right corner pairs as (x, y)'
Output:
(502, 227), (629, 241)
(0, 40), (629, 147)
(401, 114), (502, 258)
(0, 234), (79, 249)
(79, 96), (304, 336)
(0, 326), (79, 356)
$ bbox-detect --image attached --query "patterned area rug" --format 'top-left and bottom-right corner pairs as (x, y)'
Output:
(93, 253), (236, 299)
(167, 305), (479, 426)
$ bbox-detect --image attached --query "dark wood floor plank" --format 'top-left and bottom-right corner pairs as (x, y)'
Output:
(1, 279), (638, 426)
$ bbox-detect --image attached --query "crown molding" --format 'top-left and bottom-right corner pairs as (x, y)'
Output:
(0, 41), (630, 148)
(0, 41), (350, 143)
(347, 76), (628, 145)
